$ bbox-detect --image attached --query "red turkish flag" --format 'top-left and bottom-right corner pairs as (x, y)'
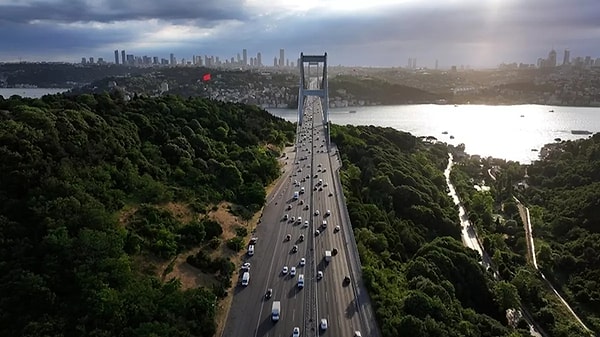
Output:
(202, 73), (211, 81)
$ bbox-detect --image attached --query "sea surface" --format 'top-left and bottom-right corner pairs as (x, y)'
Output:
(0, 87), (70, 98)
(269, 104), (600, 164)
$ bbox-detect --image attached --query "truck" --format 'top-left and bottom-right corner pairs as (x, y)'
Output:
(271, 301), (281, 322)
(325, 250), (332, 262)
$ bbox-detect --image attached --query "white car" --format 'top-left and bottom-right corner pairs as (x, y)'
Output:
(334, 225), (341, 232)
(300, 258), (306, 266)
(317, 271), (323, 280)
(282, 266), (288, 274)
(290, 267), (296, 276)
(326, 209), (331, 216)
(293, 327), (300, 337)
(314, 210), (320, 216)
(304, 220), (309, 227)
(320, 318), (328, 330)
(241, 262), (251, 271)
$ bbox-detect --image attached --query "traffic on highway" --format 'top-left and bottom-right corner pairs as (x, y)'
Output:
(222, 91), (373, 337)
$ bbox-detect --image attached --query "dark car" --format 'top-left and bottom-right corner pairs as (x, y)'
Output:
(343, 276), (351, 285)
(266, 288), (273, 299)
(332, 248), (338, 256)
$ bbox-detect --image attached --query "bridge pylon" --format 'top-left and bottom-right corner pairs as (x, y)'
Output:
(297, 53), (328, 125)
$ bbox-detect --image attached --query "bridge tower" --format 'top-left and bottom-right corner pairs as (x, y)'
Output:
(297, 53), (328, 125)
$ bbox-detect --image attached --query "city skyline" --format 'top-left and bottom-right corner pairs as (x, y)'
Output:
(2, 0), (600, 68)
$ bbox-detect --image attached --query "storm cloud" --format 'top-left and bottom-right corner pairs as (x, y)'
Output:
(1, 0), (600, 67)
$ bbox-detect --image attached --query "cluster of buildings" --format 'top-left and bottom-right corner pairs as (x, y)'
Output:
(81, 49), (296, 69)
(536, 48), (600, 69)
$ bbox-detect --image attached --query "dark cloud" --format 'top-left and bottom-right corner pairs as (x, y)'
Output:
(1, 0), (600, 66)
(0, 0), (247, 23)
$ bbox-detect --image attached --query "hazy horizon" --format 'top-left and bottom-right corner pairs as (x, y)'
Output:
(2, 0), (600, 68)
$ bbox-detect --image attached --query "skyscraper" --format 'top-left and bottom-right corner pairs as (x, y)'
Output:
(562, 49), (570, 65)
(547, 49), (557, 67)
(279, 49), (285, 67)
(114, 50), (119, 64)
(170, 53), (176, 65)
(257, 52), (262, 67)
(121, 50), (126, 65)
(243, 49), (247, 66)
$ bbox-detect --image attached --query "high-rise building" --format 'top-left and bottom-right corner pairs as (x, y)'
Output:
(274, 57), (278, 67)
(170, 53), (176, 65)
(243, 49), (247, 66)
(562, 49), (570, 65)
(89, 57), (94, 64)
(257, 52), (262, 66)
(435, 59), (438, 70)
(279, 49), (285, 67)
(114, 50), (119, 64)
(547, 49), (557, 67)
(121, 50), (126, 65)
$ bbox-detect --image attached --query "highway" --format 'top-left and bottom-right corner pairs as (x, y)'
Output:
(222, 93), (375, 337)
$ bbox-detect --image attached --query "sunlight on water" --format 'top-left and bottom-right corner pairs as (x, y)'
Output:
(270, 104), (600, 164)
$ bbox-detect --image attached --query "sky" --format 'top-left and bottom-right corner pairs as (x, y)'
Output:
(1, 0), (600, 68)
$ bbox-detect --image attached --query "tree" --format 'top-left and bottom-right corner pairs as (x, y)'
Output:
(492, 281), (521, 312)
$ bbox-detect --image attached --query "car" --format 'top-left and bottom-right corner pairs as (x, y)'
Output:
(343, 276), (351, 285)
(313, 186), (318, 191)
(266, 288), (273, 299)
(354, 331), (362, 337)
(320, 318), (328, 330)
(249, 237), (258, 244)
(326, 209), (331, 216)
(332, 248), (338, 255)
(323, 182), (328, 187)
(334, 225), (340, 232)
(299, 199), (304, 205)
(292, 245), (298, 253)
(284, 214), (289, 221)
(322, 168), (326, 172)
(304, 205), (309, 210)
(290, 266), (296, 276)
(318, 187), (323, 191)
(303, 221), (309, 228)
(300, 257), (306, 266)
(292, 216), (296, 222)
(299, 234), (305, 242)
(287, 204), (292, 210)
(315, 229), (320, 236)
(318, 163), (322, 167)
(282, 266), (288, 274)
(317, 271), (323, 280)
(286, 234), (291, 241)
(293, 327), (300, 337)
(315, 210), (320, 216)
(329, 192), (333, 197)
(241, 262), (251, 271)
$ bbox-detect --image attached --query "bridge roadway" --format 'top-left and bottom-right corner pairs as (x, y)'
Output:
(222, 96), (371, 337)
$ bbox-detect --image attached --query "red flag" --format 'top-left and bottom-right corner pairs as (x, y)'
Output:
(202, 73), (211, 81)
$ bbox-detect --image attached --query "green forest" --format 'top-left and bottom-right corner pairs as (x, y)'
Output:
(0, 92), (295, 336)
(449, 138), (599, 336)
(331, 125), (530, 336)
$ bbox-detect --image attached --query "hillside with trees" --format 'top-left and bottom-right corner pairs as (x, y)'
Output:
(448, 142), (597, 336)
(0, 92), (295, 336)
(331, 125), (530, 336)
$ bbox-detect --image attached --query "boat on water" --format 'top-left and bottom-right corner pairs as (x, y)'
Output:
(554, 138), (562, 142)
(531, 148), (538, 152)
(571, 130), (593, 135)
(549, 109), (555, 112)
(449, 135), (455, 139)
(520, 115), (525, 117)
(442, 131), (448, 135)
(349, 110), (357, 113)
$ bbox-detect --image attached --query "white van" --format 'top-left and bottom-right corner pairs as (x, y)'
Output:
(298, 274), (304, 288)
(242, 272), (250, 286)
(248, 245), (255, 256)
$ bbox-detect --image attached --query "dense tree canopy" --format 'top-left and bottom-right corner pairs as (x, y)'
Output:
(0, 92), (295, 336)
(331, 125), (528, 336)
